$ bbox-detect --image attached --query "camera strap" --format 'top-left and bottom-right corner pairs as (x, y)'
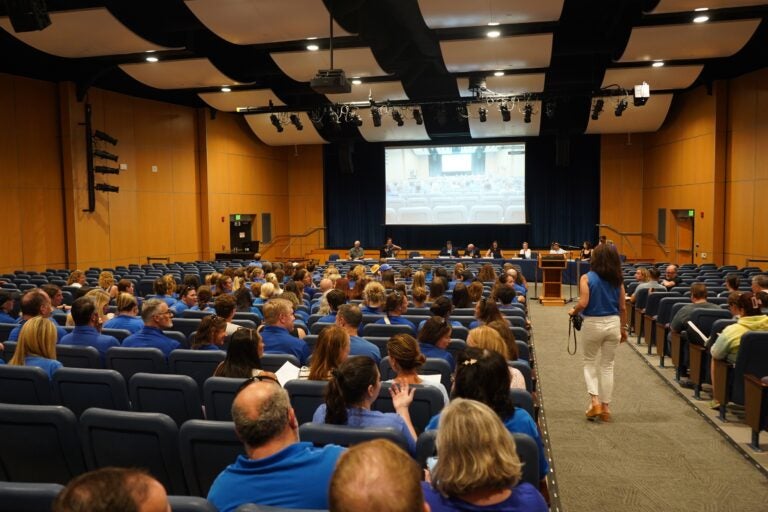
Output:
(568, 317), (578, 355)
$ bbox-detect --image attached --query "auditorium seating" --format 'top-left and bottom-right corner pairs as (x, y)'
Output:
(203, 377), (244, 421)
(0, 481), (63, 512)
(178, 420), (243, 497)
(379, 356), (452, 392)
(712, 332), (768, 423)
(52, 368), (130, 417)
(298, 423), (410, 454)
(129, 373), (203, 425)
(372, 383), (444, 433)
(106, 347), (167, 381)
(169, 349), (225, 399)
(0, 365), (53, 405)
(56, 345), (101, 369)
(284, 379), (328, 425)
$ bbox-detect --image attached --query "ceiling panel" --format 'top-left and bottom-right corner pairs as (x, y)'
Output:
(184, 0), (351, 45)
(618, 19), (761, 62)
(198, 89), (285, 112)
(457, 73), (546, 97)
(0, 8), (171, 58)
(326, 81), (409, 104)
(358, 108), (431, 143)
(467, 101), (542, 138)
(270, 47), (387, 82)
(120, 58), (246, 89)
(602, 65), (703, 91)
(419, 0), (564, 28)
(440, 34), (553, 73)
(585, 93), (674, 134)
(651, 0), (768, 14)
(245, 112), (328, 146)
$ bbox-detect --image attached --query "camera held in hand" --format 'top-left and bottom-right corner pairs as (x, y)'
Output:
(571, 314), (583, 331)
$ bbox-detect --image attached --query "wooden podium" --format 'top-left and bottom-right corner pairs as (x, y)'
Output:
(539, 254), (567, 305)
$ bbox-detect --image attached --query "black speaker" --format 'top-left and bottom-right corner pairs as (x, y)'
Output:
(4, 0), (51, 32)
(338, 142), (354, 174)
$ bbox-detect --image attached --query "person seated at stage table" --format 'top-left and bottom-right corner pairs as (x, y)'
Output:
(485, 240), (503, 259)
(380, 237), (402, 258)
(549, 242), (566, 254)
(580, 241), (593, 261)
(374, 291), (416, 333)
(417, 316), (455, 370)
(464, 243), (481, 258)
(349, 240), (365, 260)
(518, 241), (532, 259)
(439, 240), (458, 257)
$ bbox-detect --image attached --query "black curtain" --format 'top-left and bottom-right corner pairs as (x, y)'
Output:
(324, 135), (600, 253)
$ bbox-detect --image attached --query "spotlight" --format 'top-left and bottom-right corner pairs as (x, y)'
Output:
(270, 114), (284, 132)
(615, 98), (628, 117)
(392, 110), (404, 127)
(348, 111), (363, 127)
(413, 108), (423, 125)
(94, 165), (120, 175)
(523, 104), (533, 124)
(478, 107), (488, 123)
(93, 130), (118, 146)
(500, 104), (511, 122)
(95, 184), (119, 193)
(289, 114), (303, 130)
(93, 149), (118, 161)
(633, 81), (650, 107)
(371, 107), (382, 127)
(591, 99), (604, 120)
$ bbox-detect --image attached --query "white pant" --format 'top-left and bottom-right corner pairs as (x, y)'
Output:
(582, 315), (621, 403)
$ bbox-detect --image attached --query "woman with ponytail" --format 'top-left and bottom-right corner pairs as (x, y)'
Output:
(311, 356), (418, 454)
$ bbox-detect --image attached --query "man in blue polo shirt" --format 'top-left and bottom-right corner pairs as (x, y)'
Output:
(122, 299), (180, 357)
(0, 290), (17, 324)
(317, 289), (346, 324)
(60, 297), (119, 362)
(260, 298), (310, 365)
(336, 304), (382, 363)
(207, 379), (344, 512)
(8, 289), (67, 342)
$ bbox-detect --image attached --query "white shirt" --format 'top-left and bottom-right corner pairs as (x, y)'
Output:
(519, 248), (531, 259)
(550, 248), (566, 254)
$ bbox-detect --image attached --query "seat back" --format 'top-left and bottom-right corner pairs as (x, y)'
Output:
(644, 292), (679, 317)
(79, 408), (187, 495)
(169, 349), (226, 399)
(450, 325), (469, 340)
(656, 297), (690, 324)
(172, 318), (202, 339)
(0, 403), (86, 484)
(515, 341), (530, 361)
(129, 373), (203, 426)
(509, 388), (535, 418)
(203, 377), (245, 421)
(261, 353), (301, 373)
(511, 326), (529, 344)
(56, 344), (102, 369)
(309, 321), (335, 335)
(167, 496), (219, 512)
(687, 308), (733, 341)
(0, 322), (17, 343)
(0, 365), (53, 405)
(0, 481), (64, 512)
(731, 331), (768, 405)
(379, 357), (452, 391)
(232, 312), (261, 327)
(361, 323), (414, 337)
(298, 423), (409, 453)
(101, 328), (133, 343)
(106, 347), (167, 381)
(372, 383), (444, 433)
(163, 330), (189, 349)
(634, 287), (651, 309)
(178, 420), (244, 497)
(284, 379), (328, 425)
(183, 310), (213, 320)
(52, 368), (130, 417)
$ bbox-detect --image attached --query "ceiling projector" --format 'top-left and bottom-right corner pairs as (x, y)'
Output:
(310, 69), (351, 94)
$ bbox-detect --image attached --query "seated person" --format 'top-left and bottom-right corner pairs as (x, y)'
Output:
(374, 291), (416, 334)
(317, 289), (347, 324)
(467, 326), (526, 389)
(207, 378), (344, 511)
(214, 328), (276, 380)
(469, 297), (507, 329)
(122, 299), (181, 357)
(103, 293), (144, 334)
(417, 316), (455, 370)
(518, 241), (532, 259)
(312, 356), (417, 454)
(306, 325), (350, 380)
(171, 285), (197, 315)
(464, 243), (481, 258)
(422, 398), (548, 512)
(349, 240), (365, 260)
(0, 290), (18, 324)
(152, 277), (177, 307)
(549, 242), (566, 254)
(485, 241), (503, 259)
(360, 281), (386, 318)
(191, 285), (214, 311)
(380, 237), (402, 258)
(386, 333), (449, 404)
(330, 439), (427, 512)
(9, 289), (67, 342)
(630, 267), (665, 303)
(192, 314), (227, 351)
(53, 467), (170, 512)
(215, 294), (242, 335)
(660, 264), (682, 291)
(336, 304), (382, 363)
(9, 315), (62, 378)
(259, 298), (310, 365)
(60, 297), (119, 363)
(439, 240), (458, 257)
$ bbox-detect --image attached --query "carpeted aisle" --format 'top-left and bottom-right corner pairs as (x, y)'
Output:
(529, 294), (768, 511)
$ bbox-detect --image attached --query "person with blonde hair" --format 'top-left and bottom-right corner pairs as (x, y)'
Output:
(97, 271), (118, 300)
(67, 288), (113, 327)
(260, 298), (310, 365)
(104, 292), (143, 333)
(257, 282), (276, 304)
(66, 270), (86, 288)
(422, 398), (547, 512)
(10, 315), (62, 378)
(192, 314), (228, 350)
(387, 333), (449, 404)
(411, 287), (428, 308)
(307, 325), (350, 380)
(361, 281), (386, 314)
(411, 271), (426, 291)
(467, 326), (526, 390)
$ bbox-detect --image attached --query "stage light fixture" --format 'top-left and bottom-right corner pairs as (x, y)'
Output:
(93, 149), (118, 161)
(591, 99), (604, 120)
(95, 184), (119, 193)
(371, 107), (382, 127)
(93, 130), (118, 146)
(500, 104), (511, 122)
(348, 111), (363, 127)
(523, 104), (533, 123)
(270, 114), (284, 132)
(94, 165), (120, 175)
(633, 81), (650, 106)
(392, 110), (404, 127)
(413, 108), (423, 125)
(478, 107), (488, 123)
(289, 114), (303, 130)
(615, 98), (628, 117)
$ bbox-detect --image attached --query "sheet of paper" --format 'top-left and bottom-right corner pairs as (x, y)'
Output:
(420, 373), (442, 385)
(275, 360), (301, 386)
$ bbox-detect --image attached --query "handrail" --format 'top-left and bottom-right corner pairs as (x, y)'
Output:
(596, 224), (670, 256)
(259, 226), (326, 258)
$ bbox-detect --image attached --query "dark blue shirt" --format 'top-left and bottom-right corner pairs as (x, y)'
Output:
(0, 312), (18, 324)
(261, 325), (310, 365)
(583, 271), (620, 317)
(123, 326), (181, 357)
(60, 326), (120, 362)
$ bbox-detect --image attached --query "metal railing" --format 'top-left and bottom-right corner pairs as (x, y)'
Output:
(259, 226), (326, 259)
(596, 224), (670, 257)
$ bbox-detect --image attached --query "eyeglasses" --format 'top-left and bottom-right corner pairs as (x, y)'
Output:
(235, 374), (280, 395)
(155, 310), (174, 318)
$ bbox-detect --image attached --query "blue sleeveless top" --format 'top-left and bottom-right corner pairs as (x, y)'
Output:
(583, 271), (619, 317)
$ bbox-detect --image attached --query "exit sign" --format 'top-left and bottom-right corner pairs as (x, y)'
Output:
(688, 210), (694, 217)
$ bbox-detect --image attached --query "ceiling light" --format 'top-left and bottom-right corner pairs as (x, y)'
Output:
(615, 98), (628, 117)
(306, 36), (318, 40)
(693, 15), (709, 23)
(486, 30), (501, 38)
(478, 107), (488, 122)
(392, 110), (404, 127)
(145, 50), (156, 53)
(652, 61), (664, 67)
(307, 44), (319, 51)
(487, 21), (500, 26)
(371, 107), (382, 127)
(493, 71), (505, 77)
(523, 104), (533, 124)
(591, 99), (604, 121)
(145, 56), (158, 62)
(500, 104), (511, 122)
(413, 108), (423, 125)
(289, 114), (303, 131)
(351, 78), (362, 85)
(221, 86), (231, 92)
(270, 114), (283, 132)
(694, 7), (709, 12)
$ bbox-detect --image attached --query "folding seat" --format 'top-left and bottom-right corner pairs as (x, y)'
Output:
(298, 423), (409, 454)
(183, 310), (213, 319)
(203, 376), (245, 421)
(653, 297), (691, 367)
(56, 344), (101, 369)
(172, 318), (201, 340)
(686, 311), (734, 399)
(0, 403), (86, 484)
(309, 321), (334, 335)
(106, 346), (167, 382)
(361, 323), (414, 338)
(713, 331), (768, 424)
(0, 481), (65, 512)
(169, 349), (225, 399)
(167, 495), (219, 512)
(261, 353), (301, 373)
(232, 312), (261, 326)
(509, 388), (535, 419)
(0, 324), (17, 343)
(379, 356), (452, 392)
(129, 373), (203, 426)
(372, 383), (444, 433)
(284, 379), (328, 425)
(101, 327), (132, 343)
(163, 330), (189, 348)
(642, 291), (680, 350)
(79, 408), (187, 494)
(0, 365), (53, 405)
(178, 419), (242, 497)
(52, 368), (130, 417)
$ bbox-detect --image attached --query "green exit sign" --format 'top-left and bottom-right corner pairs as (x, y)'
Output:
(235, 214), (241, 220)
(688, 210), (694, 217)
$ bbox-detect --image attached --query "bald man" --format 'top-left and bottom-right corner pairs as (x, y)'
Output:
(349, 240), (365, 260)
(207, 379), (344, 512)
(53, 467), (170, 512)
(661, 264), (682, 291)
(330, 439), (428, 512)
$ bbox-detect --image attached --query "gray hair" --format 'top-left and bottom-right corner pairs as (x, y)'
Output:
(140, 298), (165, 323)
